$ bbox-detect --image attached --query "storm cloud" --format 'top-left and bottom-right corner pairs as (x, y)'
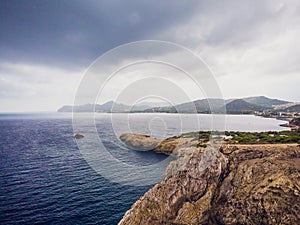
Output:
(0, 0), (299, 111)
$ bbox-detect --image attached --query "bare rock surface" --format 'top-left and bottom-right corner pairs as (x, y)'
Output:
(213, 144), (300, 225)
(119, 146), (227, 225)
(118, 135), (300, 225)
(119, 133), (161, 151)
(119, 133), (195, 154)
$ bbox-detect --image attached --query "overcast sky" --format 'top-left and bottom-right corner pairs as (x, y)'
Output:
(0, 0), (299, 112)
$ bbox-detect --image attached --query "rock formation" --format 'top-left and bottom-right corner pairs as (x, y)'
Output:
(213, 144), (300, 225)
(119, 133), (197, 154)
(119, 133), (161, 151)
(118, 133), (300, 225)
(74, 132), (84, 139)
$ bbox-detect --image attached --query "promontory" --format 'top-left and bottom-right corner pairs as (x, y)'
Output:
(118, 131), (300, 225)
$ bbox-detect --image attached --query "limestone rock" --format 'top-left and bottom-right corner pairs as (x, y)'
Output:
(119, 134), (300, 225)
(119, 133), (195, 154)
(119, 133), (161, 151)
(119, 146), (228, 225)
(118, 134), (300, 225)
(212, 144), (300, 225)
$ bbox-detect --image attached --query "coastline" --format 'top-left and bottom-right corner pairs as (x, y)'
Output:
(118, 133), (300, 225)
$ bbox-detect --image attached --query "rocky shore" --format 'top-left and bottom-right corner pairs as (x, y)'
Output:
(280, 117), (300, 131)
(118, 134), (300, 225)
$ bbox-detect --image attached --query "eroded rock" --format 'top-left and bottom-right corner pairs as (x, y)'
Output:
(119, 133), (161, 151)
(119, 146), (227, 225)
(119, 133), (196, 154)
(212, 144), (300, 225)
(118, 134), (300, 225)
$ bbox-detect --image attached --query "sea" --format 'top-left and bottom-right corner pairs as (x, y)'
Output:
(0, 113), (289, 225)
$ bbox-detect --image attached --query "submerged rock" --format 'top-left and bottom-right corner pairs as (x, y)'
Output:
(118, 134), (300, 225)
(74, 132), (84, 139)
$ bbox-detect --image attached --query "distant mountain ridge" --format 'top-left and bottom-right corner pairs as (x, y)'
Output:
(242, 96), (290, 107)
(58, 101), (131, 113)
(225, 99), (268, 114)
(57, 96), (295, 114)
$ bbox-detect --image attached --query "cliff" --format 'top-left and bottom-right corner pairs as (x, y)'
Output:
(118, 134), (300, 225)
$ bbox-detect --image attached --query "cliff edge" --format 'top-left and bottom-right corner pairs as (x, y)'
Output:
(118, 134), (300, 225)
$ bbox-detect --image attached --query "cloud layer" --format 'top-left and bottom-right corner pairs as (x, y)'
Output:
(0, 0), (299, 111)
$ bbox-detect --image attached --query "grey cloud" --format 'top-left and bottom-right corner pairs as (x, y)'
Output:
(0, 0), (202, 69)
(1, 0), (300, 111)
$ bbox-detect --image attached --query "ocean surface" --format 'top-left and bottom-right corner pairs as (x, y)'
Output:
(0, 113), (289, 224)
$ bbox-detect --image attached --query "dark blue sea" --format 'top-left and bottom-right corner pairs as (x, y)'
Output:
(0, 113), (289, 224)
(0, 113), (157, 225)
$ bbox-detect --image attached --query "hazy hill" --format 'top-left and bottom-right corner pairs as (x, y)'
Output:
(143, 98), (226, 113)
(242, 96), (290, 107)
(57, 101), (163, 112)
(57, 105), (73, 112)
(131, 102), (171, 111)
(100, 101), (131, 112)
(144, 98), (271, 114)
(58, 96), (292, 114)
(58, 101), (131, 112)
(224, 99), (268, 114)
(176, 98), (226, 113)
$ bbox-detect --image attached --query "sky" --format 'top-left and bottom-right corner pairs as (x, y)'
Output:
(0, 0), (300, 112)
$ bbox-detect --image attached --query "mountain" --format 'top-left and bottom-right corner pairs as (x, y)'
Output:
(57, 105), (73, 112)
(143, 98), (268, 114)
(224, 99), (268, 114)
(100, 101), (131, 112)
(134, 101), (170, 108)
(131, 102), (171, 111)
(58, 96), (293, 114)
(176, 98), (226, 113)
(57, 101), (164, 112)
(57, 101), (131, 112)
(143, 99), (226, 113)
(242, 96), (290, 107)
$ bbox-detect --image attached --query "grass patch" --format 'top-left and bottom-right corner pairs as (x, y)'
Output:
(178, 130), (300, 144)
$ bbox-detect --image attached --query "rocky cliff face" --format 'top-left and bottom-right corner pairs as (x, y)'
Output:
(118, 134), (300, 225)
(213, 144), (300, 225)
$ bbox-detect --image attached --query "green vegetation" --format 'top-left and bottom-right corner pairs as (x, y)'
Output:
(179, 130), (300, 144)
(226, 130), (300, 144)
(180, 131), (210, 142)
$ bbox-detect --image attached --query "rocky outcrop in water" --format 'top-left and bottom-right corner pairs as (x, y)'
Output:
(118, 134), (300, 225)
(74, 132), (84, 139)
(119, 133), (196, 154)
(119, 133), (161, 151)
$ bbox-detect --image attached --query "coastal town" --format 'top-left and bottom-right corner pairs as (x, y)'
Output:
(255, 105), (300, 130)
